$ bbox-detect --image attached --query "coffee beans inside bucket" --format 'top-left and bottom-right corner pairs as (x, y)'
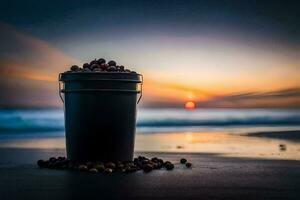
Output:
(37, 156), (192, 174)
(68, 58), (136, 73)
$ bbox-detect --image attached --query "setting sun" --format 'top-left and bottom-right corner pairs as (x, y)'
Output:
(185, 101), (196, 110)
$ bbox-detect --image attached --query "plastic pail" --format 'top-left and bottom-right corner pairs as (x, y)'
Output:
(59, 72), (142, 162)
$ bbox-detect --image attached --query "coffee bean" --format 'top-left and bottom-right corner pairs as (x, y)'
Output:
(38, 156), (186, 173)
(78, 165), (88, 171)
(48, 162), (55, 169)
(37, 160), (45, 167)
(105, 168), (113, 173)
(43, 161), (50, 167)
(117, 163), (124, 170)
(67, 58), (139, 74)
(122, 166), (130, 173)
(119, 65), (125, 71)
(70, 65), (79, 71)
(128, 167), (137, 173)
(95, 164), (105, 172)
(100, 63), (108, 70)
(185, 162), (192, 168)
(116, 161), (122, 166)
(180, 158), (187, 164)
(108, 60), (117, 66)
(90, 59), (98, 65)
(165, 163), (174, 170)
(142, 164), (153, 173)
(86, 161), (94, 169)
(54, 161), (64, 168)
(49, 157), (56, 162)
(83, 63), (90, 69)
(97, 58), (106, 64)
(90, 64), (100, 70)
(142, 160), (149, 165)
(107, 66), (117, 71)
(105, 162), (116, 169)
(57, 156), (66, 161)
(89, 168), (98, 174)
(156, 162), (163, 169)
(163, 161), (172, 167)
(138, 156), (145, 160)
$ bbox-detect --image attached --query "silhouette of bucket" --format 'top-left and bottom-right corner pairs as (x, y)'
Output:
(59, 72), (142, 162)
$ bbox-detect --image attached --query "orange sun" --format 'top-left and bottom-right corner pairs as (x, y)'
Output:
(184, 101), (196, 110)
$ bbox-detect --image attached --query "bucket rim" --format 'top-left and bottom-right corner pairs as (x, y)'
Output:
(59, 72), (142, 83)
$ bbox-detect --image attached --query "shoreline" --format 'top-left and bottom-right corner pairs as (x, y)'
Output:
(0, 129), (300, 161)
(245, 130), (300, 142)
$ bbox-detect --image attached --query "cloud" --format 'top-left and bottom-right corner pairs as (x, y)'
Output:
(0, 22), (79, 81)
(0, 22), (79, 107)
(200, 88), (300, 108)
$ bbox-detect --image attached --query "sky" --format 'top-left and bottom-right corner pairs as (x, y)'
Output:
(0, 0), (300, 108)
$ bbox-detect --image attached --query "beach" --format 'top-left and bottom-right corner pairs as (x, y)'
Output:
(1, 108), (300, 199)
(0, 148), (300, 200)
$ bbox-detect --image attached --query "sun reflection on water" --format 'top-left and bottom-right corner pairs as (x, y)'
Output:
(0, 131), (299, 161)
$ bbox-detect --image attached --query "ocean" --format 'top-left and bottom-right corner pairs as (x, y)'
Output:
(0, 108), (300, 136)
(1, 108), (300, 160)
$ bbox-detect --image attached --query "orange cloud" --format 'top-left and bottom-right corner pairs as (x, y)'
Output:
(0, 22), (79, 107)
(0, 22), (79, 82)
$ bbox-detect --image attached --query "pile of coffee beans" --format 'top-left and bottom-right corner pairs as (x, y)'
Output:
(180, 158), (192, 168)
(68, 58), (136, 73)
(37, 156), (192, 174)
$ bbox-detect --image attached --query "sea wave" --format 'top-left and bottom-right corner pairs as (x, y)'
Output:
(0, 108), (300, 132)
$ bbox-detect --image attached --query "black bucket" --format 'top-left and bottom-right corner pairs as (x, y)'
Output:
(59, 72), (143, 162)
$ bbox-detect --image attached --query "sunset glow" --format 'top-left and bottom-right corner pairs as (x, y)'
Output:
(0, 1), (300, 108)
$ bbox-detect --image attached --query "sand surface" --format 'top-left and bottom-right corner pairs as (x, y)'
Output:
(0, 148), (299, 200)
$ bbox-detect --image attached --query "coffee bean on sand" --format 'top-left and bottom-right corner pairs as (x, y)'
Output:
(86, 161), (94, 169)
(95, 164), (105, 172)
(165, 163), (174, 170)
(180, 158), (187, 164)
(186, 162), (192, 168)
(78, 165), (88, 172)
(89, 168), (98, 174)
(143, 164), (153, 173)
(105, 168), (113, 173)
(37, 160), (45, 167)
(37, 156), (192, 173)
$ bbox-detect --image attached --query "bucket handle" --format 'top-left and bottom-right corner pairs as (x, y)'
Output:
(137, 74), (143, 104)
(58, 73), (143, 104)
(59, 73), (65, 103)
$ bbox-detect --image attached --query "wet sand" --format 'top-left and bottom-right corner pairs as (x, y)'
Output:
(0, 148), (300, 200)
(1, 130), (300, 161)
(246, 130), (300, 142)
